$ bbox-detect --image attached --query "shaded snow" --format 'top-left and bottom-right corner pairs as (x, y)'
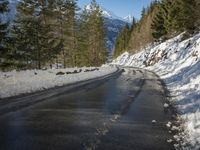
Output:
(112, 33), (200, 150)
(0, 66), (117, 99)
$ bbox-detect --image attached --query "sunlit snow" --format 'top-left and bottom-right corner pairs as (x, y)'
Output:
(112, 33), (200, 150)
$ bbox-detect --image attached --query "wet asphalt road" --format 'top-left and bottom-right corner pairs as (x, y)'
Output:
(0, 68), (174, 150)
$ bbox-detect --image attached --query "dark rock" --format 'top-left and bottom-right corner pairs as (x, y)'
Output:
(56, 72), (65, 75)
(66, 72), (72, 75)
(73, 70), (78, 74)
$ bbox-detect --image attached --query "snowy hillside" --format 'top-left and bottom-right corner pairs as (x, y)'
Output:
(112, 33), (200, 150)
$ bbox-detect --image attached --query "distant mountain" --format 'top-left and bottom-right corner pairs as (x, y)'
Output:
(103, 18), (128, 55)
(103, 13), (131, 56)
(123, 15), (134, 23)
(86, 5), (125, 21)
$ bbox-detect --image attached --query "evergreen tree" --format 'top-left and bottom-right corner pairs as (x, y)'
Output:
(173, 0), (196, 33)
(128, 0), (159, 52)
(65, 0), (79, 67)
(0, 0), (9, 70)
(141, 7), (146, 17)
(152, 0), (197, 40)
(77, 8), (90, 66)
(11, 0), (58, 69)
(161, 0), (174, 33)
(78, 0), (107, 66)
(151, 2), (167, 40)
(50, 0), (78, 68)
(130, 17), (136, 32)
(114, 24), (131, 57)
(196, 0), (200, 29)
(88, 0), (107, 66)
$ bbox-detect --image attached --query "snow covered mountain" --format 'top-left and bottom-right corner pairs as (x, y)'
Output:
(85, 4), (131, 22)
(103, 18), (127, 55)
(112, 33), (200, 150)
(123, 15), (134, 23)
(101, 9), (132, 55)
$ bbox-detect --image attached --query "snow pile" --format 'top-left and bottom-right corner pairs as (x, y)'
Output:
(0, 66), (117, 99)
(112, 33), (200, 149)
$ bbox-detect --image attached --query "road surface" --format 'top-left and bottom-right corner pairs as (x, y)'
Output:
(0, 68), (174, 150)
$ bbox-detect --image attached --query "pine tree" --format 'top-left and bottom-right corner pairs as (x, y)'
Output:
(0, 0), (9, 70)
(88, 0), (107, 66)
(151, 2), (167, 40)
(130, 17), (136, 32)
(50, 0), (78, 68)
(173, 0), (196, 33)
(65, 0), (79, 67)
(11, 0), (58, 69)
(77, 8), (90, 66)
(78, 0), (107, 66)
(96, 10), (107, 65)
(114, 24), (131, 57)
(152, 0), (197, 40)
(128, 0), (159, 52)
(196, 0), (200, 29)
(141, 7), (146, 17)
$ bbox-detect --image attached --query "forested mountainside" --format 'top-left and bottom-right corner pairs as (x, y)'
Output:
(113, 0), (200, 58)
(4, 0), (129, 60)
(1, 0), (118, 70)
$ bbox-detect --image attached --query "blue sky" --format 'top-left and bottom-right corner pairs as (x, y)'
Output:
(77, 0), (154, 19)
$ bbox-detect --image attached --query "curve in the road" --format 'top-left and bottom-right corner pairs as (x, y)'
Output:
(0, 68), (174, 150)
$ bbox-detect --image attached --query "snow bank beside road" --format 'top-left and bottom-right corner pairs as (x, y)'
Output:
(112, 33), (200, 150)
(0, 66), (117, 99)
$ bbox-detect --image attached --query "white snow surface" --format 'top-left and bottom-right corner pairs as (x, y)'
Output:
(85, 4), (131, 23)
(0, 66), (117, 99)
(112, 33), (200, 150)
(123, 15), (134, 23)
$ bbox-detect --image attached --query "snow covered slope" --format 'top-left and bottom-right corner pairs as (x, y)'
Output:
(0, 66), (117, 99)
(112, 33), (200, 150)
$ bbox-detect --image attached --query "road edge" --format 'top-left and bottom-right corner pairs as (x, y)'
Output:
(0, 67), (122, 116)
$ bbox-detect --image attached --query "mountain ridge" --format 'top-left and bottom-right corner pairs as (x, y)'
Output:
(85, 4), (133, 23)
